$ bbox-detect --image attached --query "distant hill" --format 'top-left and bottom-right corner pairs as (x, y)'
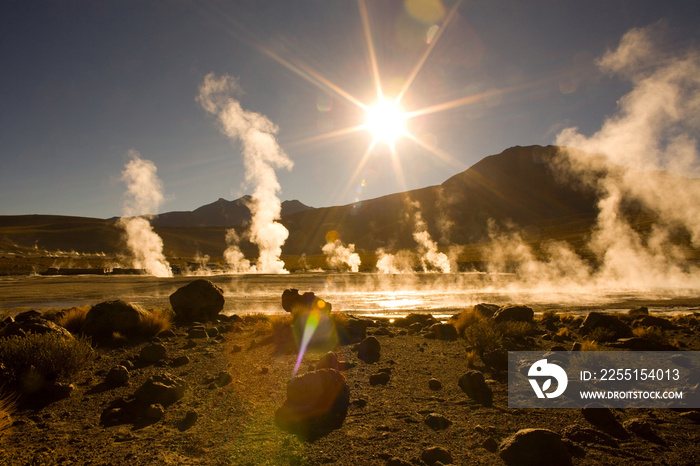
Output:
(151, 197), (312, 227)
(1, 145), (695, 264)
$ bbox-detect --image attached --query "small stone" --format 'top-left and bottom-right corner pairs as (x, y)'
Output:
(187, 326), (209, 339)
(424, 413), (452, 431)
(217, 371), (233, 387)
(139, 343), (167, 363)
(260, 366), (270, 375)
(428, 378), (442, 390)
(421, 446), (453, 465)
(316, 352), (340, 371)
(230, 344), (243, 353)
(369, 372), (390, 386)
(179, 411), (198, 431)
(145, 404), (164, 421)
(170, 355), (190, 367)
(499, 428), (571, 466)
(482, 437), (498, 452)
(355, 336), (381, 363)
(458, 370), (493, 406)
(106, 365), (130, 386)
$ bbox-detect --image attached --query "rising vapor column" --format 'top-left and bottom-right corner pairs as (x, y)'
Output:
(197, 73), (293, 274)
(118, 150), (172, 277)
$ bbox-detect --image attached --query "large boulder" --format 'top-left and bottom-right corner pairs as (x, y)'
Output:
(426, 322), (458, 341)
(499, 428), (572, 466)
(493, 305), (534, 323)
(275, 368), (350, 440)
(81, 300), (148, 342)
(169, 280), (225, 323)
(134, 373), (188, 406)
(579, 312), (632, 339)
(281, 289), (331, 316)
(0, 311), (73, 339)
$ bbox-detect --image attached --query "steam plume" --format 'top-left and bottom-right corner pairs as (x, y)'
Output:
(412, 206), (451, 273)
(322, 239), (361, 272)
(529, 23), (700, 290)
(197, 73), (293, 274)
(118, 151), (172, 278)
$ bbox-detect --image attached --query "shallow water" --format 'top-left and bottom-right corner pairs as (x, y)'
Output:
(0, 272), (698, 317)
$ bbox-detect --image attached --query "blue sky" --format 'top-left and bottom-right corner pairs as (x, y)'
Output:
(1, 0), (699, 218)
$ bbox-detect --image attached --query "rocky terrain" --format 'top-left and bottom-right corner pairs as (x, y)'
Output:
(0, 280), (698, 465)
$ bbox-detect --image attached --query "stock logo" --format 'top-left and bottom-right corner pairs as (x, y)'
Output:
(528, 358), (568, 398)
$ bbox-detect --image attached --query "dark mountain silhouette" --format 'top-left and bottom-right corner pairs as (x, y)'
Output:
(151, 196), (311, 227)
(0, 145), (693, 263)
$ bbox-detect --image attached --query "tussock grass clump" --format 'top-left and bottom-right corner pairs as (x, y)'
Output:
(138, 308), (173, 337)
(0, 333), (94, 385)
(0, 391), (15, 441)
(540, 309), (559, 322)
(556, 327), (571, 338)
(580, 340), (602, 351)
(632, 326), (669, 346)
(453, 307), (536, 354)
(588, 327), (617, 342)
(55, 306), (90, 334)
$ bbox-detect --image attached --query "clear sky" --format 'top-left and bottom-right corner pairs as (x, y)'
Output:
(1, 0), (699, 218)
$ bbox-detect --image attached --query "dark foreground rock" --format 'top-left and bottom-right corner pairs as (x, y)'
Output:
(169, 279), (225, 323)
(499, 428), (572, 466)
(81, 300), (148, 342)
(458, 370), (493, 406)
(275, 368), (350, 440)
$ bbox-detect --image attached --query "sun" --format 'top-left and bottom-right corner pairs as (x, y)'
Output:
(364, 98), (406, 144)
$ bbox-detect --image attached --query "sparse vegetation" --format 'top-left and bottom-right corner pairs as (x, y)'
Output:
(55, 306), (90, 334)
(540, 309), (559, 322)
(587, 327), (617, 342)
(556, 327), (571, 338)
(579, 339), (602, 351)
(632, 326), (669, 346)
(138, 308), (173, 337)
(0, 333), (94, 386)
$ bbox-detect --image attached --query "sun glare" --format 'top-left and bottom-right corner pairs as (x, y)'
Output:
(365, 99), (406, 144)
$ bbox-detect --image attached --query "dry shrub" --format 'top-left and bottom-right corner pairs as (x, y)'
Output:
(557, 327), (571, 338)
(632, 326), (669, 346)
(587, 327), (617, 342)
(138, 308), (173, 337)
(452, 307), (487, 335)
(580, 340), (601, 351)
(0, 391), (15, 442)
(55, 306), (90, 334)
(462, 319), (503, 354)
(0, 333), (94, 385)
(496, 320), (534, 340)
(466, 349), (479, 368)
(559, 314), (577, 324)
(540, 309), (559, 322)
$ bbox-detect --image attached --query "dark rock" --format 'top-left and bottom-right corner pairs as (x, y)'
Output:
(609, 337), (675, 351)
(145, 404), (164, 421)
(139, 343), (167, 363)
(493, 305), (534, 323)
(420, 446), (453, 465)
(499, 428), (572, 466)
(170, 355), (190, 367)
(428, 378), (442, 391)
(106, 366), (130, 386)
(336, 315), (368, 345)
(628, 306), (649, 318)
(424, 413), (452, 431)
(205, 327), (219, 338)
(397, 313), (438, 328)
(369, 372), (390, 386)
(427, 322), (458, 341)
(561, 424), (618, 447)
(635, 315), (675, 330)
(408, 322), (423, 333)
(387, 457), (412, 466)
(81, 300), (148, 342)
(134, 373), (187, 407)
(482, 348), (509, 371)
(44, 381), (73, 400)
(473, 303), (500, 318)
(581, 405), (628, 439)
(187, 326), (209, 339)
(623, 418), (657, 440)
(481, 437), (499, 452)
(169, 279), (225, 323)
(355, 336), (381, 363)
(0, 312), (74, 339)
(679, 411), (700, 423)
(216, 371), (233, 387)
(179, 411), (198, 431)
(579, 312), (632, 339)
(157, 329), (176, 338)
(316, 352), (340, 371)
(275, 368), (350, 440)
(281, 289), (331, 316)
(458, 370), (493, 406)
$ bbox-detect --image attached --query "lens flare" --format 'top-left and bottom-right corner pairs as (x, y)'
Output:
(292, 310), (321, 376)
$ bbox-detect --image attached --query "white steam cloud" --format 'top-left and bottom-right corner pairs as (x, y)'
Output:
(197, 73), (293, 274)
(488, 23), (700, 291)
(117, 151), (172, 278)
(323, 239), (361, 272)
(412, 206), (451, 273)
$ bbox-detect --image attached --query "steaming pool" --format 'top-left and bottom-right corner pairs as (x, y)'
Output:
(1, 272), (699, 318)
